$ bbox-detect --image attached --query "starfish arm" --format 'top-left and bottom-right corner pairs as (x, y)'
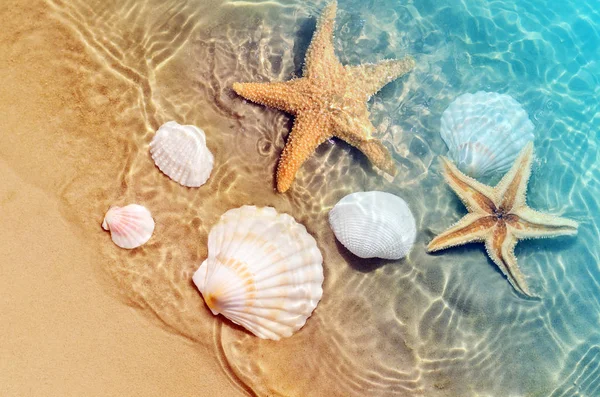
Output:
(496, 141), (534, 211)
(509, 207), (578, 239)
(276, 112), (332, 192)
(232, 80), (307, 114)
(439, 156), (498, 214)
(303, 1), (342, 80)
(332, 113), (396, 175)
(354, 139), (397, 176)
(427, 213), (496, 252)
(344, 57), (416, 101)
(485, 223), (535, 297)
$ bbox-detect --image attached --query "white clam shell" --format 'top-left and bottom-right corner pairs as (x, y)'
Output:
(102, 204), (155, 249)
(440, 91), (534, 178)
(149, 121), (214, 187)
(329, 191), (416, 260)
(193, 206), (324, 341)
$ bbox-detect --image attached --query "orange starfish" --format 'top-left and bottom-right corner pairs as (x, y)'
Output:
(427, 142), (578, 297)
(233, 0), (415, 192)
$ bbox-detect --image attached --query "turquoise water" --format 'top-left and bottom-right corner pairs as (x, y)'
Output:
(317, 0), (600, 395)
(352, 0), (600, 395)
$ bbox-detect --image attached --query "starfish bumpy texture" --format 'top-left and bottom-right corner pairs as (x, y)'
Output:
(233, 0), (415, 192)
(427, 142), (578, 298)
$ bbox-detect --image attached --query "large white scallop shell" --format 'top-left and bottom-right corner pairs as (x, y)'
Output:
(329, 191), (416, 260)
(149, 121), (214, 187)
(440, 91), (534, 178)
(102, 204), (155, 249)
(192, 206), (323, 341)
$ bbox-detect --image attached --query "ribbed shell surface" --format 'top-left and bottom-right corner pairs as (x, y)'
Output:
(193, 206), (324, 341)
(328, 191), (416, 260)
(102, 204), (155, 249)
(149, 121), (214, 187)
(440, 91), (534, 178)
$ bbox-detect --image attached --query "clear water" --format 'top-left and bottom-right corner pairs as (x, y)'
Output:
(18, 0), (599, 395)
(354, 0), (600, 395)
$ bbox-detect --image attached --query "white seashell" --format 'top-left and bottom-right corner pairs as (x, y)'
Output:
(440, 91), (534, 178)
(192, 206), (323, 341)
(149, 121), (214, 187)
(329, 191), (416, 260)
(102, 204), (155, 249)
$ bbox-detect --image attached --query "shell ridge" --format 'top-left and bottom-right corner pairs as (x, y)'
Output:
(192, 206), (323, 340)
(223, 303), (316, 318)
(223, 307), (311, 328)
(102, 204), (154, 249)
(149, 121), (213, 187)
(251, 247), (323, 282)
(329, 192), (416, 260)
(440, 91), (534, 178)
(220, 281), (323, 305)
(204, 269), (253, 303)
(215, 207), (249, 268)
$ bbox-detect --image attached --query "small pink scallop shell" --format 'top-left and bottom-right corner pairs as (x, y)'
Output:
(102, 204), (155, 249)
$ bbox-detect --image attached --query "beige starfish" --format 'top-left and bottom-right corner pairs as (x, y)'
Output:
(232, 0), (415, 192)
(427, 142), (578, 297)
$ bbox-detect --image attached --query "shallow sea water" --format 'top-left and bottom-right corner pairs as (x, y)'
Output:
(3, 0), (599, 395)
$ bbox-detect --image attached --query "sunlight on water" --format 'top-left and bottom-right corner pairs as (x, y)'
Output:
(2, 0), (597, 395)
